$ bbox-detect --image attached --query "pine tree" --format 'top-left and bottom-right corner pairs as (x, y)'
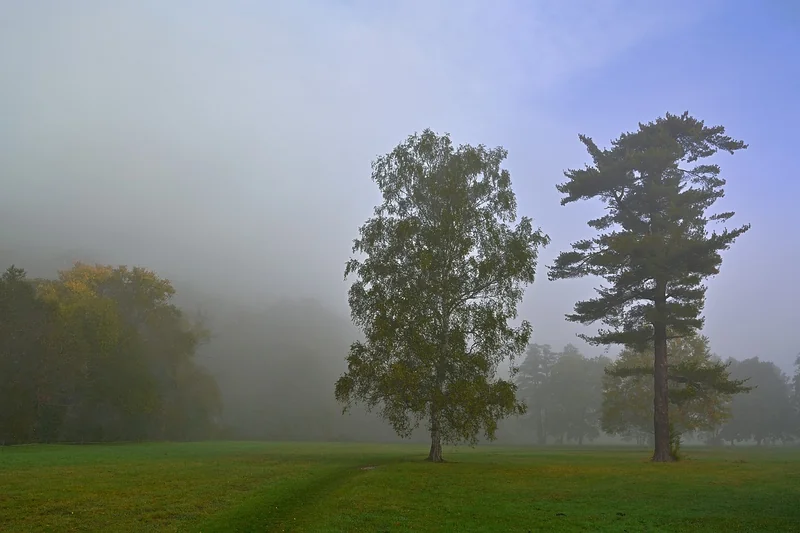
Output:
(549, 112), (750, 461)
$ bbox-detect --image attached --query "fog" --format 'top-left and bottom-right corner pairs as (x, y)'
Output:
(1, 2), (798, 443)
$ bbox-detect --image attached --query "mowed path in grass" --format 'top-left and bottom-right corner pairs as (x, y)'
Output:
(1, 442), (798, 532)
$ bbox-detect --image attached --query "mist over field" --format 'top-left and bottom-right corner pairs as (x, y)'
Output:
(1, 1), (798, 446)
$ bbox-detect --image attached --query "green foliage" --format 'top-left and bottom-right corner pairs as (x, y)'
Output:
(0, 263), (221, 444)
(549, 112), (749, 348)
(549, 112), (750, 461)
(794, 355), (800, 432)
(720, 357), (795, 445)
(602, 336), (748, 440)
(548, 351), (610, 444)
(515, 344), (558, 444)
(335, 129), (549, 458)
(516, 343), (609, 445)
(0, 266), (55, 444)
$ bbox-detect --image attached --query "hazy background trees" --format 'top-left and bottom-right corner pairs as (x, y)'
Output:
(720, 358), (795, 445)
(793, 356), (800, 433)
(515, 344), (609, 445)
(0, 263), (219, 444)
(194, 298), (401, 443)
(1, 252), (797, 447)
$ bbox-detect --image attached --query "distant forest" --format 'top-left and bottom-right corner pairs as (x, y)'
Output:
(1, 248), (798, 446)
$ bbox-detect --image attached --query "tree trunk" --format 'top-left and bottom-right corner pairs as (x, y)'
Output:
(652, 317), (673, 462)
(426, 420), (444, 463)
(429, 300), (448, 463)
(536, 408), (546, 446)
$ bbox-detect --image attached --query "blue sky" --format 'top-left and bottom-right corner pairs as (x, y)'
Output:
(502, 2), (800, 369)
(0, 1), (797, 370)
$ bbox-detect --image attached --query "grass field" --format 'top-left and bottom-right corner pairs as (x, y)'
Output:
(1, 442), (799, 532)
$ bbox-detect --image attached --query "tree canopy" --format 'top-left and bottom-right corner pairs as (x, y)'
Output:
(602, 336), (748, 447)
(335, 129), (549, 462)
(720, 357), (794, 445)
(549, 112), (750, 461)
(0, 263), (220, 444)
(548, 349), (609, 445)
(515, 343), (558, 445)
(793, 356), (800, 433)
(516, 344), (609, 445)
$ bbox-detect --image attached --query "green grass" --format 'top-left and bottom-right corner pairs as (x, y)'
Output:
(1, 442), (798, 532)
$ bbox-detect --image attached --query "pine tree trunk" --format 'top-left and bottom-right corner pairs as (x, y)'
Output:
(652, 318), (673, 462)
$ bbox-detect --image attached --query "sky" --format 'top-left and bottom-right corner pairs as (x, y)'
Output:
(1, 1), (798, 370)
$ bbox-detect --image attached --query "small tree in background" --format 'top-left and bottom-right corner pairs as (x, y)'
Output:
(721, 357), (793, 445)
(335, 129), (549, 462)
(792, 355), (800, 437)
(515, 344), (558, 445)
(547, 350), (609, 445)
(549, 112), (750, 461)
(602, 335), (749, 455)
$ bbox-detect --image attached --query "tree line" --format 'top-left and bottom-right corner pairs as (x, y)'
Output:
(0, 263), (220, 444)
(1, 259), (797, 451)
(516, 341), (800, 448)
